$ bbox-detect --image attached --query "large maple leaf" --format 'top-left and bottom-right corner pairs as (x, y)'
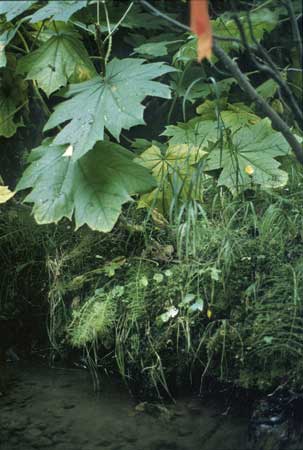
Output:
(17, 30), (95, 96)
(163, 118), (219, 147)
(135, 143), (208, 213)
(206, 119), (290, 192)
(44, 58), (175, 160)
(16, 139), (156, 232)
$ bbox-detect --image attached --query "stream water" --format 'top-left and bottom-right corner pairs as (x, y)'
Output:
(0, 363), (251, 450)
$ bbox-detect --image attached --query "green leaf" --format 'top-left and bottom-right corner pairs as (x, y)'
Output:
(0, 1), (36, 21)
(212, 9), (279, 54)
(0, 185), (15, 203)
(153, 273), (164, 283)
(163, 119), (220, 147)
(134, 40), (172, 57)
(103, 257), (126, 278)
(210, 267), (220, 281)
(0, 68), (27, 137)
(16, 139), (156, 232)
(44, 59), (175, 160)
(171, 73), (235, 104)
(132, 138), (160, 153)
(17, 30), (95, 96)
(173, 35), (197, 64)
(220, 103), (261, 130)
(195, 101), (260, 130)
(175, 8), (278, 63)
(0, 93), (19, 137)
(256, 79), (279, 99)
(134, 36), (182, 58)
(179, 293), (195, 307)
(135, 143), (207, 213)
(0, 28), (17, 68)
(206, 119), (290, 192)
(158, 306), (179, 323)
(30, 1), (87, 23)
(137, 144), (207, 176)
(196, 99), (228, 120)
(169, 67), (206, 103)
(263, 336), (274, 345)
(121, 4), (177, 31)
(189, 297), (204, 313)
(140, 275), (149, 287)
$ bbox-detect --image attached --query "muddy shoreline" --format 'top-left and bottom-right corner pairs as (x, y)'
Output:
(0, 363), (250, 450)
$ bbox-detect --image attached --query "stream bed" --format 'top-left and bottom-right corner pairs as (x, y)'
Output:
(0, 364), (254, 450)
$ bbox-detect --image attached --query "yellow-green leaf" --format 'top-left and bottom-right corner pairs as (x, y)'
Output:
(0, 185), (15, 204)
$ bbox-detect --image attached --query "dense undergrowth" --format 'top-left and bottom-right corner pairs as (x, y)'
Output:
(1, 163), (303, 397)
(0, 0), (302, 402)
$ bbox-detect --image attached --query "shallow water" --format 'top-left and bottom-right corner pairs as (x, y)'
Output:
(0, 364), (250, 450)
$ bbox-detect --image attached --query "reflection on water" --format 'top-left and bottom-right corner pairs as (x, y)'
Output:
(0, 365), (249, 450)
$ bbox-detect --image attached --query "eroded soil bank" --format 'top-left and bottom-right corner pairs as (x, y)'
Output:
(0, 364), (250, 450)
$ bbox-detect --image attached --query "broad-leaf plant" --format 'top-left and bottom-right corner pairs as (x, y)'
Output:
(0, 0), (301, 230)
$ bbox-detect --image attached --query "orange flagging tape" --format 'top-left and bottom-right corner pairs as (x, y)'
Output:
(190, 0), (212, 61)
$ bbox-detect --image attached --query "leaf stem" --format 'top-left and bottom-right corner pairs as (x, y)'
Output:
(17, 29), (52, 118)
(16, 29), (30, 53)
(0, 100), (28, 127)
(95, 24), (106, 75)
(103, 1), (112, 65)
(104, 2), (134, 43)
(95, 0), (106, 75)
(97, 0), (100, 26)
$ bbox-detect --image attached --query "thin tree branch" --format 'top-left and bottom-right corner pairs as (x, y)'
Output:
(139, 0), (242, 44)
(232, 12), (303, 132)
(212, 42), (303, 165)
(244, 11), (303, 131)
(283, 0), (303, 66)
(139, 0), (303, 165)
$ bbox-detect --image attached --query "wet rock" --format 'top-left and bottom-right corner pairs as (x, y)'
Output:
(134, 402), (173, 420)
(248, 387), (300, 450)
(135, 401), (149, 413)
